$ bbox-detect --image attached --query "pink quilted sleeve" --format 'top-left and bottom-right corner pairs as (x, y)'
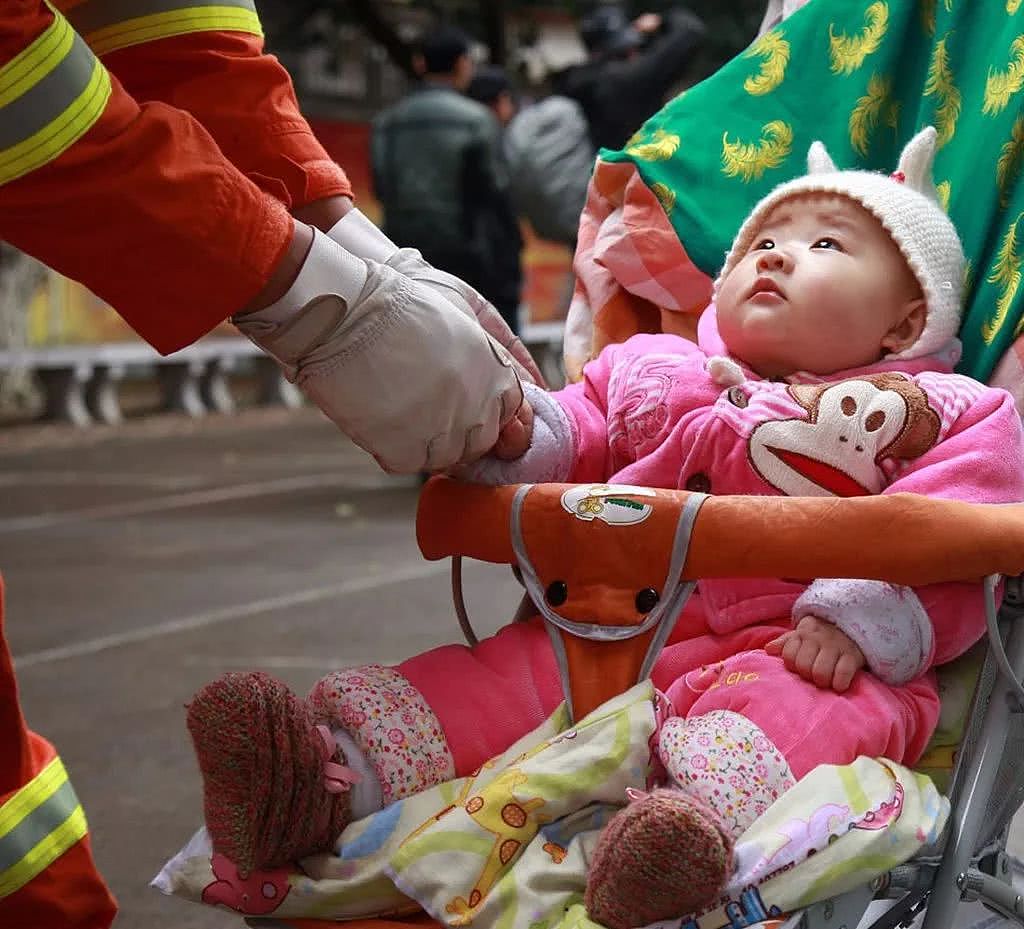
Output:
(874, 384), (1024, 667)
(554, 343), (623, 482)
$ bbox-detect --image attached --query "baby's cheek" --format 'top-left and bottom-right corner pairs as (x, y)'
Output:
(713, 293), (747, 341)
(714, 269), (746, 313)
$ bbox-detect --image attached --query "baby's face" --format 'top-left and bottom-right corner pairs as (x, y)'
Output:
(716, 193), (922, 378)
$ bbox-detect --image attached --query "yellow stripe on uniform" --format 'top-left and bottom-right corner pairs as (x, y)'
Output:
(0, 10), (112, 186)
(0, 58), (110, 186)
(71, 3), (262, 57)
(0, 809), (89, 899)
(0, 757), (89, 899)
(0, 12), (75, 110)
(0, 757), (67, 839)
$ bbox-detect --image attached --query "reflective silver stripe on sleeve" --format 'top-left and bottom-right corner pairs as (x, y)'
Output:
(65, 0), (258, 36)
(0, 27), (97, 153)
(0, 780), (79, 873)
(0, 756), (89, 899)
(0, 12), (111, 186)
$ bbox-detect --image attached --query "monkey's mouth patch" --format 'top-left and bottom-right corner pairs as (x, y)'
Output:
(765, 446), (871, 497)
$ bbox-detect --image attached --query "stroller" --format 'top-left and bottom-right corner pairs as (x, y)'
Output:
(155, 1), (1024, 926)
(156, 482), (1024, 929)
(414, 480), (1024, 929)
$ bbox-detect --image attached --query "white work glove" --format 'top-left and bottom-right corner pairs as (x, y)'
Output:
(233, 228), (526, 473)
(327, 209), (544, 388)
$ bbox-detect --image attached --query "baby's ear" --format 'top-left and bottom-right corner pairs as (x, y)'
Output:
(882, 298), (927, 353)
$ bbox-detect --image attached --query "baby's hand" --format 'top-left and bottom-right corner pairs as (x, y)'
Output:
(765, 615), (866, 693)
(491, 399), (534, 459)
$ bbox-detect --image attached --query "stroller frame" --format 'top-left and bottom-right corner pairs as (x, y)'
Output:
(739, 574), (1024, 929)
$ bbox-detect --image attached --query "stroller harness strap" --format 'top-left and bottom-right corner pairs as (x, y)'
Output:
(508, 483), (705, 721)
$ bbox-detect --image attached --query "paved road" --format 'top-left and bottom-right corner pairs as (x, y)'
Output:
(0, 409), (519, 928)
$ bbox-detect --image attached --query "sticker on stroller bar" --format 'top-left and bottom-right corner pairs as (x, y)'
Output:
(560, 484), (656, 525)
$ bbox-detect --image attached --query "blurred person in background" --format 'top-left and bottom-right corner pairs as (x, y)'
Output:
(757, 0), (812, 36)
(468, 63), (519, 129)
(553, 4), (708, 152)
(500, 68), (595, 252)
(372, 25), (518, 331)
(465, 65), (525, 334)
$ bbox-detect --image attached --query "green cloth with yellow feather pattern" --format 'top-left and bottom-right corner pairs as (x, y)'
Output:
(602, 0), (1024, 380)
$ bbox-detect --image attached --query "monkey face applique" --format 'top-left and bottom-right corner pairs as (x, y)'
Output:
(748, 375), (941, 497)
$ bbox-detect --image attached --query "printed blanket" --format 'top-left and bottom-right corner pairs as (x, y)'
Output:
(154, 681), (948, 928)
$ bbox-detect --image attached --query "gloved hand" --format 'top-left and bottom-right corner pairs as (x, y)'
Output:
(326, 209), (544, 389)
(233, 229), (526, 473)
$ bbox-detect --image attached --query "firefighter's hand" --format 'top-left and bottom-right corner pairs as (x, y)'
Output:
(383, 248), (544, 390)
(234, 230), (527, 473)
(325, 208), (544, 391)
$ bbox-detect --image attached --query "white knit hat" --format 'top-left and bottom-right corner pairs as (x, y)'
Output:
(715, 126), (965, 360)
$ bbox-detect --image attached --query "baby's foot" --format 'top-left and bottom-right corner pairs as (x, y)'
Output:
(186, 671), (356, 875)
(584, 788), (733, 929)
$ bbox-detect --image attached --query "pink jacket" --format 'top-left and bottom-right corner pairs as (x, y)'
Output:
(470, 307), (1024, 684)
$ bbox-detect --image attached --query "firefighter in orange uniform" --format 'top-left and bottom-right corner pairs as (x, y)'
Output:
(0, 3), (538, 924)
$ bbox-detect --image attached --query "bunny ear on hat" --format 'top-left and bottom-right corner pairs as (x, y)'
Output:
(893, 126), (940, 200)
(807, 140), (837, 174)
(807, 127), (938, 190)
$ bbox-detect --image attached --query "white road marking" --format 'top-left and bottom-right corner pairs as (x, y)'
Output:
(0, 473), (409, 534)
(210, 453), (375, 470)
(0, 471), (205, 490)
(14, 561), (447, 669)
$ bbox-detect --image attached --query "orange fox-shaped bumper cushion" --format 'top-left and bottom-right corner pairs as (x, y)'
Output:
(417, 479), (1024, 718)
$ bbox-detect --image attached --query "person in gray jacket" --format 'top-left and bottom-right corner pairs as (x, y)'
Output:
(372, 26), (515, 325)
(504, 92), (594, 250)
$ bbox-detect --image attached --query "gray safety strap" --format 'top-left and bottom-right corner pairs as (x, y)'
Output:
(511, 487), (707, 642)
(510, 486), (708, 720)
(984, 574), (1024, 705)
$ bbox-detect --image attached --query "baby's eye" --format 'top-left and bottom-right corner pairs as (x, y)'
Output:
(753, 238), (775, 250)
(813, 237), (843, 251)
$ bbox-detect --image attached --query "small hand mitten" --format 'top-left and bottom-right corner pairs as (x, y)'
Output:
(584, 788), (733, 929)
(186, 671), (355, 875)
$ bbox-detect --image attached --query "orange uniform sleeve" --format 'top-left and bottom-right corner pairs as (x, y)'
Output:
(0, 2), (294, 353)
(57, 2), (353, 209)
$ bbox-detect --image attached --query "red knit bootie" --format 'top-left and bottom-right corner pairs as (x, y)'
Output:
(585, 788), (733, 929)
(186, 671), (356, 876)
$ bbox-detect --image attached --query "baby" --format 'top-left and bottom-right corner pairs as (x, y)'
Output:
(185, 128), (1024, 927)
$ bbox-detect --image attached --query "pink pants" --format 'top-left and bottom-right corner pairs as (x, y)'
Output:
(396, 617), (941, 780)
